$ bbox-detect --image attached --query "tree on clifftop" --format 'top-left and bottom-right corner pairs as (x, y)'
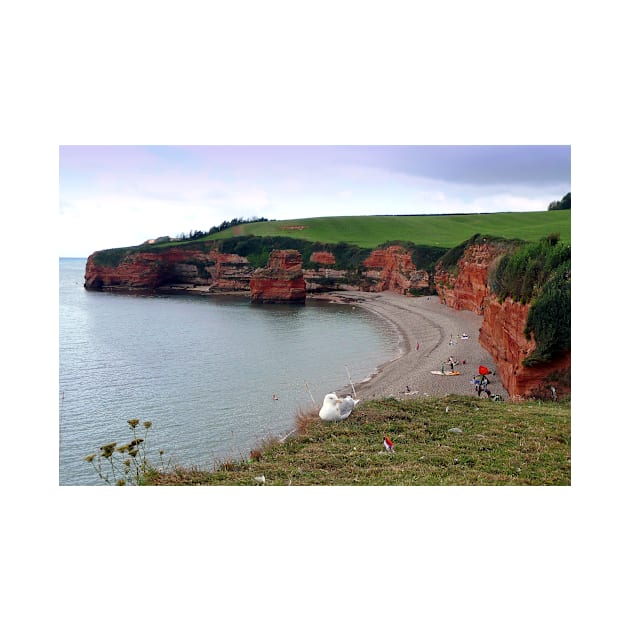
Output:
(548, 192), (571, 210)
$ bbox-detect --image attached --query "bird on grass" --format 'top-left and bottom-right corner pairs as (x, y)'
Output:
(254, 475), (266, 485)
(319, 392), (360, 421)
(383, 436), (394, 453)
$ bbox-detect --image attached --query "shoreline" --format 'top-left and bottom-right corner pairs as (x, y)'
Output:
(313, 291), (508, 402)
(157, 284), (508, 401)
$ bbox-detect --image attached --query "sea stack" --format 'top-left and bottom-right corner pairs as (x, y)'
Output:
(249, 249), (306, 304)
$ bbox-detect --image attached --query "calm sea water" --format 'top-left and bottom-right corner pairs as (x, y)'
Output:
(59, 258), (400, 485)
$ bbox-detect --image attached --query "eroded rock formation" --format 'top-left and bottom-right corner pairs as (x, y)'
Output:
(249, 249), (306, 304)
(434, 241), (509, 314)
(479, 296), (571, 399)
(84, 247), (252, 292)
(361, 246), (430, 294)
(434, 241), (570, 398)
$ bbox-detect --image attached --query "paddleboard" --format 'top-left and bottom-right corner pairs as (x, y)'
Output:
(430, 370), (461, 376)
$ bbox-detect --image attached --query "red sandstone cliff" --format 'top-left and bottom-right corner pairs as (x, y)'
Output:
(434, 241), (570, 399)
(84, 246), (252, 292)
(434, 240), (510, 314)
(479, 297), (571, 399)
(309, 251), (336, 266)
(250, 249), (306, 304)
(84, 244), (430, 296)
(361, 246), (430, 294)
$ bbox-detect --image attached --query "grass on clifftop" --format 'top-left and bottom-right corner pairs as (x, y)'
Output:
(206, 211), (571, 250)
(145, 395), (571, 486)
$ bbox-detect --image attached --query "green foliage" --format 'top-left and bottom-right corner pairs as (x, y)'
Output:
(173, 216), (270, 242)
(490, 233), (569, 304)
(523, 259), (571, 366)
(209, 210), (572, 249)
(548, 192), (571, 210)
(437, 234), (522, 274)
(438, 233), (481, 271)
(84, 419), (169, 485)
(91, 211), (571, 262)
(218, 235), (374, 270)
(488, 234), (571, 365)
(91, 247), (135, 267)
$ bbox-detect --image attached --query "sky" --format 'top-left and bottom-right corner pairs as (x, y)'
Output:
(59, 145), (570, 257)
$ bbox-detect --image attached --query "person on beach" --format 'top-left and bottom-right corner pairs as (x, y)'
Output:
(448, 356), (456, 371)
(416, 341), (420, 350)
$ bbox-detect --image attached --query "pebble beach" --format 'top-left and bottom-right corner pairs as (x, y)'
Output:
(315, 291), (509, 402)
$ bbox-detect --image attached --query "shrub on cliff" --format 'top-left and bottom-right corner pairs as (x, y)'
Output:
(91, 247), (135, 267)
(523, 259), (571, 366)
(437, 234), (520, 274)
(489, 234), (571, 365)
(377, 240), (448, 271)
(490, 233), (569, 304)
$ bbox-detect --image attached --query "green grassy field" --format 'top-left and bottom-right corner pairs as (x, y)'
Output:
(145, 395), (571, 486)
(203, 210), (571, 249)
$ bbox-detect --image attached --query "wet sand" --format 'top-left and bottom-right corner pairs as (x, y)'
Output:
(313, 291), (508, 401)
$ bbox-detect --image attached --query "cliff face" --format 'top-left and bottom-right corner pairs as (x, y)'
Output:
(84, 239), (569, 399)
(479, 297), (571, 399)
(85, 244), (430, 296)
(361, 246), (430, 294)
(250, 249), (306, 304)
(434, 241), (508, 314)
(85, 247), (252, 292)
(434, 241), (570, 399)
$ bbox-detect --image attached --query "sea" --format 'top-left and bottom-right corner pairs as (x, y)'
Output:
(59, 258), (401, 485)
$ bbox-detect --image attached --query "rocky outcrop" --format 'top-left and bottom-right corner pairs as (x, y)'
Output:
(479, 297), (571, 398)
(249, 249), (306, 304)
(434, 241), (510, 314)
(309, 251), (336, 266)
(84, 244), (431, 296)
(361, 246), (430, 294)
(303, 251), (359, 292)
(434, 240), (571, 399)
(84, 246), (252, 292)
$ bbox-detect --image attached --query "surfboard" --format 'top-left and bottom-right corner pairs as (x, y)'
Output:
(430, 370), (461, 376)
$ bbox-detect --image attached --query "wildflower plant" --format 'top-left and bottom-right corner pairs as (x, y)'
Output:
(84, 419), (168, 485)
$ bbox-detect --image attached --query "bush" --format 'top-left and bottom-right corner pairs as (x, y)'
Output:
(523, 259), (571, 365)
(489, 234), (569, 304)
(487, 234), (570, 365)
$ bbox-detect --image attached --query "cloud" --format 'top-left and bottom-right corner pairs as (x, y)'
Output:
(352, 145), (571, 186)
